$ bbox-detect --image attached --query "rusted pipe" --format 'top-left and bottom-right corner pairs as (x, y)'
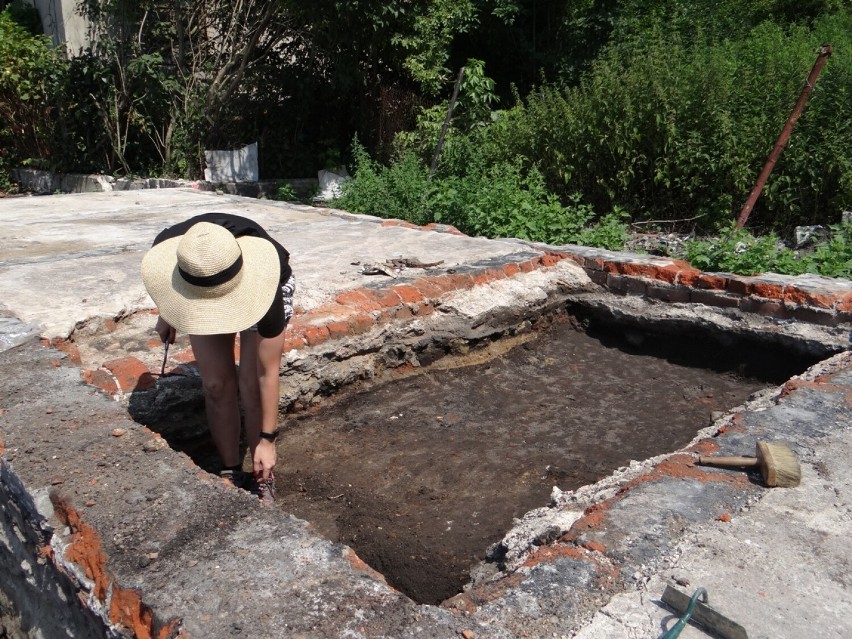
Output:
(429, 66), (466, 177)
(736, 44), (832, 229)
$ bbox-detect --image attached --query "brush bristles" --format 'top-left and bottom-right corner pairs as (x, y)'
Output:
(757, 441), (801, 488)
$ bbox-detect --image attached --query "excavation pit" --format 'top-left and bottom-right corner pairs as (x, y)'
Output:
(158, 311), (820, 606)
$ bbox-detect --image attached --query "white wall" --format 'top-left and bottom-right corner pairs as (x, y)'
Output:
(29, 0), (93, 55)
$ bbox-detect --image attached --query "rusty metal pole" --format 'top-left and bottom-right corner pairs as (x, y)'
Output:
(736, 44), (832, 229)
(429, 67), (466, 177)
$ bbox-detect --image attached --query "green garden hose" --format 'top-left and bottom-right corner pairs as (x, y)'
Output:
(662, 587), (708, 638)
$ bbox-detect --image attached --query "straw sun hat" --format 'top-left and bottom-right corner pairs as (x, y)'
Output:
(142, 222), (280, 335)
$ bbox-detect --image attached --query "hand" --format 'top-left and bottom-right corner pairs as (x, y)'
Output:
(155, 316), (176, 344)
(253, 439), (277, 480)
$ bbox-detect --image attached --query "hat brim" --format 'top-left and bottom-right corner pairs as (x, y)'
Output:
(142, 235), (280, 335)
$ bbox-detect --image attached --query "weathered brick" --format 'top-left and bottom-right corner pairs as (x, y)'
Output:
(326, 320), (351, 340)
(696, 273), (731, 291)
(783, 287), (836, 310)
(690, 289), (742, 308)
(380, 219), (419, 229)
(283, 335), (305, 352)
(392, 284), (425, 304)
(411, 277), (447, 299)
(727, 277), (752, 296)
(646, 285), (691, 303)
(443, 273), (476, 291)
(749, 281), (784, 300)
(81, 368), (119, 394)
(835, 293), (852, 313)
(303, 325), (330, 346)
(502, 262), (522, 277)
(364, 288), (403, 308)
(103, 356), (155, 392)
(787, 305), (837, 326)
(335, 289), (383, 312)
(739, 298), (788, 319)
(518, 259), (537, 273)
(587, 269), (608, 286)
(607, 274), (647, 296)
(348, 313), (376, 335)
(48, 338), (82, 365)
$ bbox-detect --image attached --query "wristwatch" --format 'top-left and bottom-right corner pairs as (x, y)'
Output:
(259, 429), (279, 442)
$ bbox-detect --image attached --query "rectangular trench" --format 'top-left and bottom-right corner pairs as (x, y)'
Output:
(152, 308), (822, 606)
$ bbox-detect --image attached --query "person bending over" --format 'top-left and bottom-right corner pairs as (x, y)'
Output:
(141, 212), (295, 502)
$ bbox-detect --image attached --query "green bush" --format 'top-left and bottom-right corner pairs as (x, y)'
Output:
(335, 140), (630, 247)
(0, 10), (65, 183)
(476, 11), (852, 234)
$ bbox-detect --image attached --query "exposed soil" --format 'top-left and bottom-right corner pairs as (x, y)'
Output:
(254, 314), (817, 605)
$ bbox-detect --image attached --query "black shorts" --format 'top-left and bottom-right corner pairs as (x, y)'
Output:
(251, 273), (296, 338)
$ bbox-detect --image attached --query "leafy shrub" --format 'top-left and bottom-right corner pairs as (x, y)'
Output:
(0, 10), (65, 181)
(681, 223), (812, 276)
(336, 140), (630, 247)
(271, 183), (298, 202)
(473, 11), (852, 234)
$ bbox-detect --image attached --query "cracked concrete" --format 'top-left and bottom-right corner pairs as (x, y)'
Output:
(1, 189), (851, 638)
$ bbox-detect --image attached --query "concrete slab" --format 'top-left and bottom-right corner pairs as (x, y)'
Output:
(1, 190), (851, 638)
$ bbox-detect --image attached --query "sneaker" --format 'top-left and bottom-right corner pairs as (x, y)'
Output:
(255, 470), (276, 505)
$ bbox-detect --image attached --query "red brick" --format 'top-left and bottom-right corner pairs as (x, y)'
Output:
(414, 303), (435, 316)
(103, 356), (155, 392)
(422, 274), (456, 294)
(472, 268), (503, 285)
(540, 254), (561, 267)
(381, 219), (419, 229)
(349, 313), (376, 334)
(364, 288), (403, 308)
(335, 290), (383, 312)
(326, 320), (351, 340)
(617, 261), (684, 284)
(50, 339), (82, 365)
(783, 287), (836, 310)
(835, 293), (852, 312)
(411, 277), (446, 299)
(749, 281), (784, 299)
(452, 273), (477, 290)
(676, 269), (702, 287)
(727, 278), (751, 296)
(82, 369), (119, 394)
(696, 273), (731, 290)
(503, 262), (522, 277)
(392, 284), (425, 304)
(303, 325), (330, 346)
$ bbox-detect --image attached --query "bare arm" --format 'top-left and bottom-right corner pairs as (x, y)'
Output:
(252, 329), (287, 479)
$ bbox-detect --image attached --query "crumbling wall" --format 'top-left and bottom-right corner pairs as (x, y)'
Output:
(0, 463), (110, 639)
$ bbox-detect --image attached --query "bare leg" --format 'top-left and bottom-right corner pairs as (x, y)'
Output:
(238, 329), (262, 453)
(189, 333), (241, 468)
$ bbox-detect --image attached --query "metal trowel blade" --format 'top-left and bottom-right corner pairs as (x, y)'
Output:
(661, 585), (748, 639)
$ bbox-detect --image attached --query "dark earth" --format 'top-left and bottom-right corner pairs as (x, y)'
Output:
(179, 313), (819, 606)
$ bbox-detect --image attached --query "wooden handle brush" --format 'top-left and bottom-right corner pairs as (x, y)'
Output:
(698, 440), (801, 487)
